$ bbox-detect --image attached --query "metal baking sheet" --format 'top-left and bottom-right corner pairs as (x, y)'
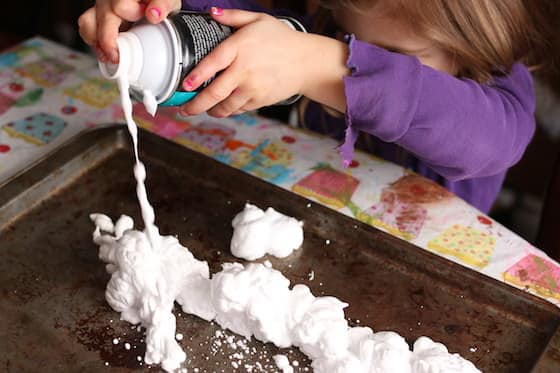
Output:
(1, 126), (559, 372)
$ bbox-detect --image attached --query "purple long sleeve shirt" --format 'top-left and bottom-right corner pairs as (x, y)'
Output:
(182, 1), (536, 213)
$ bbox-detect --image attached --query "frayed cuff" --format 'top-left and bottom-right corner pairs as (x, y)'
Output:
(337, 34), (359, 167)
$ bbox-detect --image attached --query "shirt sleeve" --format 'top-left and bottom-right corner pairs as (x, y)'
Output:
(182, 0), (267, 12)
(181, 1), (310, 27)
(340, 35), (536, 181)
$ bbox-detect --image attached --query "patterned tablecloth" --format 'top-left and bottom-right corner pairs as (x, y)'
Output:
(1, 37), (559, 307)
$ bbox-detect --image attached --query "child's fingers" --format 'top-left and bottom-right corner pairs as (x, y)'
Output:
(97, 10), (123, 63)
(145, 0), (181, 23)
(207, 89), (250, 118)
(182, 39), (238, 92)
(180, 71), (240, 115)
(78, 7), (98, 46)
(112, 0), (146, 22)
(209, 7), (266, 28)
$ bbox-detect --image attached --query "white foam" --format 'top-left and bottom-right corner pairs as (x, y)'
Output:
(274, 354), (293, 373)
(92, 214), (210, 371)
(91, 215), (480, 373)
(143, 89), (158, 117)
(230, 203), (304, 261)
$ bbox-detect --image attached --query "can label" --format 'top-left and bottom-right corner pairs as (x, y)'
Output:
(161, 12), (306, 106)
(170, 12), (233, 91)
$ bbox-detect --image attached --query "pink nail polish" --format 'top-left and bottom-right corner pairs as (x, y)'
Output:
(150, 7), (161, 18)
(210, 7), (223, 16)
(110, 50), (119, 64)
(183, 78), (194, 91)
(96, 47), (108, 63)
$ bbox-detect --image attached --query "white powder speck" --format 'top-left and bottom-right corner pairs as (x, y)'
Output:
(112, 338), (119, 345)
(326, 239), (330, 245)
(176, 333), (184, 341)
(263, 260), (272, 268)
(273, 354), (293, 373)
(308, 270), (315, 281)
(124, 343), (131, 350)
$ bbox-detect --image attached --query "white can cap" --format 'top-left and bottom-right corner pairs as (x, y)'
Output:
(99, 32), (143, 82)
(98, 20), (181, 103)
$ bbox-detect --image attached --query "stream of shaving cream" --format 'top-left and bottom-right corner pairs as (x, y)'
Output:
(96, 72), (481, 373)
(116, 74), (158, 248)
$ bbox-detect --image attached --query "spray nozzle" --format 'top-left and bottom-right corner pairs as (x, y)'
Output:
(99, 32), (143, 83)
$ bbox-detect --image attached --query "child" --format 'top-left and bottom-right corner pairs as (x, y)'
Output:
(78, 0), (543, 213)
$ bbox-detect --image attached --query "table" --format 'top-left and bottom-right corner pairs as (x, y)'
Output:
(1, 37), (559, 308)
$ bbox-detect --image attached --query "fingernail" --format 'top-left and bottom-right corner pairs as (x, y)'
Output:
(210, 7), (223, 16)
(179, 108), (190, 116)
(183, 78), (194, 91)
(150, 7), (161, 19)
(110, 50), (119, 64)
(96, 47), (108, 63)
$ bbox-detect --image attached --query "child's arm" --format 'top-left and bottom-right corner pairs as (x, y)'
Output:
(180, 9), (348, 119)
(337, 37), (536, 180)
(181, 9), (534, 182)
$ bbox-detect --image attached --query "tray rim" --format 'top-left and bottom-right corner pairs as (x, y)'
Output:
(1, 125), (559, 371)
(0, 124), (127, 190)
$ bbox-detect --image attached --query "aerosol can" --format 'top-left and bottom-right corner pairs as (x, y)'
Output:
(99, 11), (306, 107)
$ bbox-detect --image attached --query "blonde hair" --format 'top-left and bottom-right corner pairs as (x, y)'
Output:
(319, 0), (548, 82)
(298, 0), (553, 164)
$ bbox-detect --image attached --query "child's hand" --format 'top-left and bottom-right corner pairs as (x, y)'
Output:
(78, 0), (181, 63)
(180, 8), (313, 118)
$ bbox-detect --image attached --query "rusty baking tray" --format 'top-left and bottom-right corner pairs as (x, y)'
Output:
(1, 126), (559, 372)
